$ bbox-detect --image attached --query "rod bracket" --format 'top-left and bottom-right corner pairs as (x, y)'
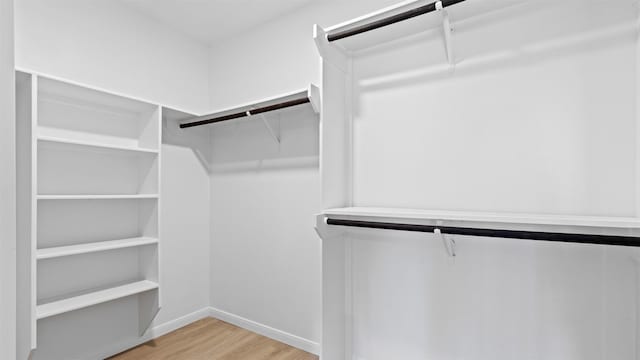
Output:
(435, 227), (456, 257)
(254, 111), (280, 144)
(435, 1), (455, 66)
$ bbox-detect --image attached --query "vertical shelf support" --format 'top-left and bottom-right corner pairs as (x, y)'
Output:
(29, 74), (38, 351)
(138, 290), (161, 336)
(436, 1), (455, 66)
(314, 215), (351, 360)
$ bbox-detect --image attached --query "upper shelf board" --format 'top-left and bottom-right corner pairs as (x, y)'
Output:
(37, 134), (159, 154)
(38, 76), (157, 118)
(162, 107), (197, 123)
(323, 207), (640, 233)
(180, 85), (320, 129)
(37, 194), (159, 200)
(321, 0), (514, 51)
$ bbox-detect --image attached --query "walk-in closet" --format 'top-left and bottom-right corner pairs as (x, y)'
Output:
(2, 0), (640, 359)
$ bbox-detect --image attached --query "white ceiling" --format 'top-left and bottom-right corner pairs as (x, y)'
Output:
(119, 0), (315, 46)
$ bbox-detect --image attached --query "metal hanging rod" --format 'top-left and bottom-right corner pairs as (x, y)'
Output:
(327, 0), (467, 42)
(180, 96), (311, 129)
(326, 218), (640, 247)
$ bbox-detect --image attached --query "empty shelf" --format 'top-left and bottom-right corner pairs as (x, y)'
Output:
(37, 194), (159, 200)
(37, 135), (159, 154)
(37, 237), (158, 260)
(37, 280), (159, 320)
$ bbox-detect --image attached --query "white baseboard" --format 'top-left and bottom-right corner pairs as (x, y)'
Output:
(86, 307), (211, 360)
(85, 306), (320, 359)
(148, 307), (211, 339)
(208, 306), (320, 355)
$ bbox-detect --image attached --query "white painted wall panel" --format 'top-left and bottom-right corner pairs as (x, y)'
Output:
(351, 2), (637, 217)
(208, 0), (404, 110)
(0, 0), (16, 359)
(156, 119), (211, 329)
(349, 230), (639, 360)
(209, 106), (321, 345)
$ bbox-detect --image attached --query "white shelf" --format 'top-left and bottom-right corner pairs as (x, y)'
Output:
(324, 207), (640, 230)
(37, 135), (158, 154)
(37, 237), (158, 260)
(322, 0), (498, 51)
(36, 280), (159, 320)
(321, 0), (623, 52)
(180, 85), (320, 128)
(37, 194), (159, 200)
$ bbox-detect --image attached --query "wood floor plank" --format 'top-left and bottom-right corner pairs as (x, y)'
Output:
(107, 318), (318, 360)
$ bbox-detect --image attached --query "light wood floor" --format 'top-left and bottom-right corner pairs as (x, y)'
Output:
(108, 317), (318, 360)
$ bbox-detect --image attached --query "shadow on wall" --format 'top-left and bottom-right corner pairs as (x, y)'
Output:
(163, 108), (214, 173)
(346, 0), (638, 216)
(163, 104), (319, 174)
(351, 0), (636, 99)
(207, 105), (320, 174)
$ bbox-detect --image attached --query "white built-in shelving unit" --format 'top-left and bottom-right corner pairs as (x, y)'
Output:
(16, 71), (162, 352)
(313, 1), (640, 358)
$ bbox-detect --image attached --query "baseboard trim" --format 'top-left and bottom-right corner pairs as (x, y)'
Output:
(85, 306), (320, 359)
(208, 306), (320, 355)
(148, 307), (211, 339)
(86, 307), (211, 360)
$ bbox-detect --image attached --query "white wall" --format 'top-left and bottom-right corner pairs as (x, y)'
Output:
(15, 0), (210, 114)
(158, 113), (211, 329)
(206, 0), (401, 352)
(208, 105), (322, 351)
(348, 229), (640, 360)
(0, 0), (16, 359)
(351, 1), (638, 217)
(208, 0), (403, 110)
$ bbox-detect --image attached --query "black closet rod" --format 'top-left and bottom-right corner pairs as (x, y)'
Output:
(180, 96), (311, 129)
(327, 0), (467, 42)
(326, 218), (640, 247)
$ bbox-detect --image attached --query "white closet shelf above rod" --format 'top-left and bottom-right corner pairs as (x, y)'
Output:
(326, 0), (466, 42)
(322, 208), (640, 247)
(179, 84), (320, 129)
(326, 218), (640, 247)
